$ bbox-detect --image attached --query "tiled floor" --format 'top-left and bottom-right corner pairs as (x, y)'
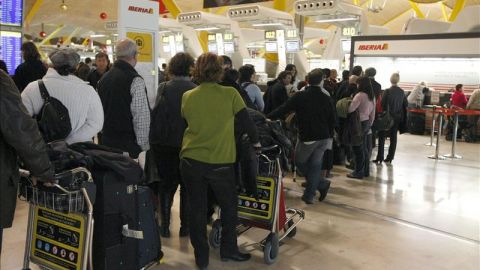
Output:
(2, 134), (479, 270)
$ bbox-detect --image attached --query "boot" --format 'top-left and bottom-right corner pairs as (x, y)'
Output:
(159, 191), (173, 238)
(179, 187), (189, 237)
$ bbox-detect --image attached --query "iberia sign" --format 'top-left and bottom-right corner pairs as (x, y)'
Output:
(358, 43), (389, 51)
(128, 6), (154, 14)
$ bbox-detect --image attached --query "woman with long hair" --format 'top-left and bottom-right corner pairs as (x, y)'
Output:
(13, 41), (47, 92)
(347, 76), (375, 179)
(179, 53), (259, 270)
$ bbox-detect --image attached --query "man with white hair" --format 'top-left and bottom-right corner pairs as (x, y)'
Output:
(97, 39), (151, 158)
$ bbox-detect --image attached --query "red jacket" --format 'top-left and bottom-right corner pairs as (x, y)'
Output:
(451, 90), (468, 108)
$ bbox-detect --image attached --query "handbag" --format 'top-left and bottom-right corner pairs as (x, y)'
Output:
(373, 106), (394, 131)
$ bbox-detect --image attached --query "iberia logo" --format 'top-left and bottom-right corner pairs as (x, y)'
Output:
(128, 6), (154, 14)
(358, 43), (389, 51)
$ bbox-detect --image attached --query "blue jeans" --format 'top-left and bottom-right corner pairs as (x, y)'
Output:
(352, 121), (371, 177)
(295, 139), (332, 200)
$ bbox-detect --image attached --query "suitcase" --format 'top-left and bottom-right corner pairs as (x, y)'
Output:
(92, 170), (162, 269)
(135, 186), (163, 268)
(408, 112), (425, 135)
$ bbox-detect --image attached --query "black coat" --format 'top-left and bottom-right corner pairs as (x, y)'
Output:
(269, 81), (289, 114)
(382, 86), (408, 122)
(0, 70), (53, 228)
(151, 78), (197, 147)
(13, 59), (47, 92)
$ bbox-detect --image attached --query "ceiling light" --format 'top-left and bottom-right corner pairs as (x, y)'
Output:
(315, 17), (358, 23)
(90, 34), (106, 38)
(159, 30), (172, 34)
(194, 26), (220, 31)
(252, 22), (284, 27)
(60, 0), (68, 11)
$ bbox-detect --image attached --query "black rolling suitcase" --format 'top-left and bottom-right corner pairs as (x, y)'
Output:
(92, 171), (162, 269)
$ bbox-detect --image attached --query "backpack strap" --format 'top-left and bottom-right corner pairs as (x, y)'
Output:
(241, 82), (253, 91)
(38, 80), (51, 101)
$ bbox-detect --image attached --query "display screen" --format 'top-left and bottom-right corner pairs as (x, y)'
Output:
(265, 30), (276, 40)
(224, 42), (234, 53)
(265, 42), (277, 52)
(1, 0), (23, 26)
(0, 31), (22, 75)
(208, 43), (217, 53)
(286, 40), (300, 52)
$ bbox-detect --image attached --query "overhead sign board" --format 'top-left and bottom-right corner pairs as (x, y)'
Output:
(203, 0), (269, 9)
(104, 21), (118, 31)
(1, 0), (23, 26)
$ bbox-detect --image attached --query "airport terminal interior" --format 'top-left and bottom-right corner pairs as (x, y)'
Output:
(1, 0), (479, 269)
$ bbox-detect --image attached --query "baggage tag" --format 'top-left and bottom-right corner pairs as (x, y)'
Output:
(122, 224), (144, 239)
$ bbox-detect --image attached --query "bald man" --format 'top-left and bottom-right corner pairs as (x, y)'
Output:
(97, 39), (151, 158)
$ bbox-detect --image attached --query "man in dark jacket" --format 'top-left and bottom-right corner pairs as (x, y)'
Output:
(0, 70), (54, 254)
(87, 52), (110, 89)
(265, 71), (292, 114)
(97, 39), (151, 158)
(374, 73), (407, 163)
(268, 69), (335, 204)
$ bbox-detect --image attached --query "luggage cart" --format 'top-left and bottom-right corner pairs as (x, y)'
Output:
(209, 146), (305, 265)
(20, 167), (95, 270)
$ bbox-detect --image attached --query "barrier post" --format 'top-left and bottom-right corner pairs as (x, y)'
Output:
(428, 113), (446, 160)
(444, 111), (462, 159)
(426, 106), (436, 146)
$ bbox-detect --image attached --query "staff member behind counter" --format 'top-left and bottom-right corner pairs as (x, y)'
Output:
(179, 53), (260, 270)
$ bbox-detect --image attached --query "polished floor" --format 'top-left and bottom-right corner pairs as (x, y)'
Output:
(2, 134), (479, 270)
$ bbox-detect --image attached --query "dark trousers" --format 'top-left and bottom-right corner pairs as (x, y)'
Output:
(295, 139), (332, 200)
(180, 158), (239, 268)
(377, 121), (399, 161)
(352, 121), (371, 177)
(0, 228), (2, 254)
(151, 144), (188, 228)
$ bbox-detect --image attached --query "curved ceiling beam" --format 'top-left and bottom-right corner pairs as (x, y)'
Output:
(409, 1), (425, 19)
(24, 0), (44, 29)
(448, 0), (465, 22)
(162, 0), (181, 19)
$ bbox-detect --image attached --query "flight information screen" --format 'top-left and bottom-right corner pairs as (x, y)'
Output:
(0, 31), (22, 75)
(1, 0), (23, 26)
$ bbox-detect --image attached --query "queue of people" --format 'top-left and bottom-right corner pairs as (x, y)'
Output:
(2, 38), (479, 270)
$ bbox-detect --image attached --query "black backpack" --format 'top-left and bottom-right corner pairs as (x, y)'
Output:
(36, 80), (72, 142)
(149, 82), (170, 145)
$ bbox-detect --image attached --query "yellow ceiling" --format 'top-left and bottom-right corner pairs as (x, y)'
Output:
(23, 0), (480, 38)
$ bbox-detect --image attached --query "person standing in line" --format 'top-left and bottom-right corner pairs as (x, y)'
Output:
(87, 52), (110, 89)
(466, 89), (480, 141)
(268, 69), (335, 204)
(334, 70), (350, 102)
(0, 60), (8, 74)
(347, 76), (375, 179)
(407, 82), (427, 108)
(374, 73), (407, 164)
(150, 52), (196, 238)
(365, 67), (382, 149)
(266, 71), (292, 114)
(285, 64), (299, 90)
(97, 39), (151, 158)
(13, 41), (47, 92)
(180, 53), (259, 270)
(238, 64), (264, 111)
(0, 69), (54, 257)
(21, 48), (104, 144)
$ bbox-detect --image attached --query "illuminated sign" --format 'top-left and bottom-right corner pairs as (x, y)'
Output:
(265, 30), (276, 40)
(342, 27), (356, 36)
(224, 33), (234, 41)
(208, 34), (216, 42)
(286, 29), (297, 39)
(358, 43), (389, 51)
(162, 36), (170, 43)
